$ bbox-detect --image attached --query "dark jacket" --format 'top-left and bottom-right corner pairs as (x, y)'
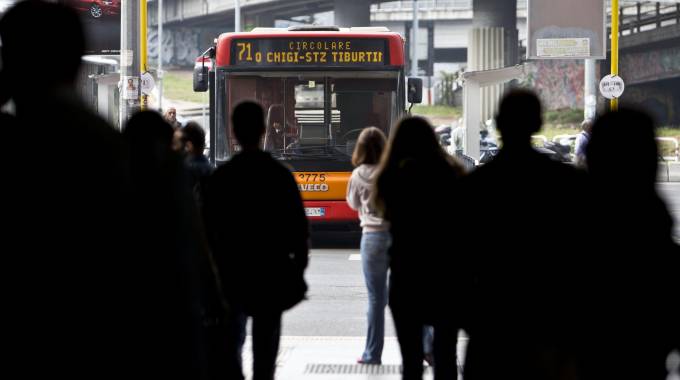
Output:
(204, 150), (309, 315)
(380, 156), (462, 323)
(186, 153), (213, 208)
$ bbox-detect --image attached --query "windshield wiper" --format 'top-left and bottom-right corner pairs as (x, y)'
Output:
(270, 145), (351, 158)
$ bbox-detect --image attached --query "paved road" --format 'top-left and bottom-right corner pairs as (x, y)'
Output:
(281, 183), (680, 337)
(658, 183), (680, 241)
(282, 249), (396, 337)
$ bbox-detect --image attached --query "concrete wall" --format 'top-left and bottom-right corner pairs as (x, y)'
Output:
(523, 60), (587, 111)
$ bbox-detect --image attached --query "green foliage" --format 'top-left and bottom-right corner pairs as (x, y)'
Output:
(436, 71), (458, 106)
(163, 70), (207, 104)
(411, 105), (461, 118)
(544, 108), (584, 126)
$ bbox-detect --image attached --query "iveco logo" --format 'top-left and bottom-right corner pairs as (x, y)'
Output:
(299, 183), (329, 192)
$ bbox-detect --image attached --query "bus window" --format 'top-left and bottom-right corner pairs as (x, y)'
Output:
(331, 78), (397, 155)
(225, 75), (397, 165)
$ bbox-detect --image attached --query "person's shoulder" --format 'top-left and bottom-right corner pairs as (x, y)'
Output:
(210, 159), (237, 180)
(55, 96), (122, 141)
(466, 156), (497, 179)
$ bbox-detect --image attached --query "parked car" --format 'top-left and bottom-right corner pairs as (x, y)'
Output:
(63, 0), (120, 19)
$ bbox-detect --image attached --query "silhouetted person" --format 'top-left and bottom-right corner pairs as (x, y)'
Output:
(203, 101), (309, 380)
(347, 127), (391, 365)
(123, 110), (224, 379)
(0, 2), (141, 378)
(165, 106), (182, 129)
(179, 121), (213, 209)
(579, 108), (680, 380)
(573, 119), (593, 168)
(374, 117), (464, 380)
(461, 90), (586, 380)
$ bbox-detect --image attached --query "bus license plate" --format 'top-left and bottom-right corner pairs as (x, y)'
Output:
(305, 207), (326, 217)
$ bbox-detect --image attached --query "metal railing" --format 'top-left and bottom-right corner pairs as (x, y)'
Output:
(531, 135), (548, 147)
(372, 0), (527, 11)
(615, 1), (680, 35)
(454, 150), (478, 172)
(552, 134), (578, 144)
(657, 137), (679, 162)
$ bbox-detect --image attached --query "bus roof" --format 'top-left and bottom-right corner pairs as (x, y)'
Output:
(214, 28), (405, 68)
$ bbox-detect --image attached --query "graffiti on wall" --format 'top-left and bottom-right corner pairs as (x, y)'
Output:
(522, 60), (585, 110)
(620, 46), (680, 85)
(148, 28), (200, 67)
(622, 85), (676, 125)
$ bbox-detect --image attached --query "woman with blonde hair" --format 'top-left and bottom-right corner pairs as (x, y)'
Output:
(374, 117), (464, 380)
(347, 126), (390, 365)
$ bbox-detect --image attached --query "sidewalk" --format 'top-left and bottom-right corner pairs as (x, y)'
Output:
(241, 336), (468, 380)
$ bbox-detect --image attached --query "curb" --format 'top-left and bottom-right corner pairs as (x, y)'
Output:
(658, 162), (680, 182)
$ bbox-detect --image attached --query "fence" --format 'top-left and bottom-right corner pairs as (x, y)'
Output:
(657, 137), (680, 162)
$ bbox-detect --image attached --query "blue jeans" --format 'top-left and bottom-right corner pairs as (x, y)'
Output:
(360, 230), (391, 363)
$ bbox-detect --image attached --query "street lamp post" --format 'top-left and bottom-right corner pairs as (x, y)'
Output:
(120, 0), (141, 129)
(411, 0), (419, 77)
(610, 0), (620, 111)
(235, 0), (241, 32)
(158, 0), (163, 112)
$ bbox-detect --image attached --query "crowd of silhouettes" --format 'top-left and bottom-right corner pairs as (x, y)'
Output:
(1, 2), (678, 380)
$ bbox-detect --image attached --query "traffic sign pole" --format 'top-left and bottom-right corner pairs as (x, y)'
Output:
(611, 0), (619, 111)
(140, 0), (148, 110)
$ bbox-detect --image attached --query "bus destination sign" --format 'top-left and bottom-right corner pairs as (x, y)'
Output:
(230, 38), (388, 67)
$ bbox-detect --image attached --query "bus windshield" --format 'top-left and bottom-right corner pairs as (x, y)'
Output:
(226, 74), (398, 166)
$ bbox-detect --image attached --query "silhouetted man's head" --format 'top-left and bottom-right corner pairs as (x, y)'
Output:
(232, 101), (265, 150)
(581, 119), (594, 134)
(0, 1), (85, 93)
(380, 116), (448, 175)
(164, 107), (178, 124)
(124, 111), (174, 159)
(586, 108), (658, 188)
(182, 122), (206, 157)
(495, 89), (543, 147)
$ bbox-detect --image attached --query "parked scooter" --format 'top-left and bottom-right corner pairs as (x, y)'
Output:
(436, 119), (572, 164)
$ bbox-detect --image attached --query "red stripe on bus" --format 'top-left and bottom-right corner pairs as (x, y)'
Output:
(215, 32), (405, 67)
(304, 200), (358, 222)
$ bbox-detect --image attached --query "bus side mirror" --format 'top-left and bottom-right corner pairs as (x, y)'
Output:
(407, 77), (422, 104)
(193, 65), (209, 92)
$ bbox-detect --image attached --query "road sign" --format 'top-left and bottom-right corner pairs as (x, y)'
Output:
(123, 76), (139, 100)
(599, 75), (625, 99)
(528, 0), (606, 59)
(141, 71), (155, 95)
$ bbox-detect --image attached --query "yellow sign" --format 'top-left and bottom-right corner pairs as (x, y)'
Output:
(232, 38), (387, 67)
(293, 172), (351, 201)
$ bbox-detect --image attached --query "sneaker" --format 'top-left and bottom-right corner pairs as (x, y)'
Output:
(424, 353), (435, 367)
(357, 357), (381, 365)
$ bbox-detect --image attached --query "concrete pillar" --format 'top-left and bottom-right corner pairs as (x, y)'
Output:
(468, 28), (504, 124)
(120, 0), (141, 129)
(473, 0), (517, 30)
(584, 59), (597, 121)
(255, 12), (276, 28)
(469, 0), (518, 123)
(334, 0), (370, 28)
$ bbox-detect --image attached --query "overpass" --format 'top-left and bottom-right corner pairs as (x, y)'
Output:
(147, 0), (680, 124)
(149, 1), (522, 67)
(613, 2), (680, 124)
(147, 0), (387, 67)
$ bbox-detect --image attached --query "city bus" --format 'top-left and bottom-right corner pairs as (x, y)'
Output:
(194, 26), (422, 229)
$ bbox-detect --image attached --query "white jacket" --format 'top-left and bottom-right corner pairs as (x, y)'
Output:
(346, 164), (388, 232)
